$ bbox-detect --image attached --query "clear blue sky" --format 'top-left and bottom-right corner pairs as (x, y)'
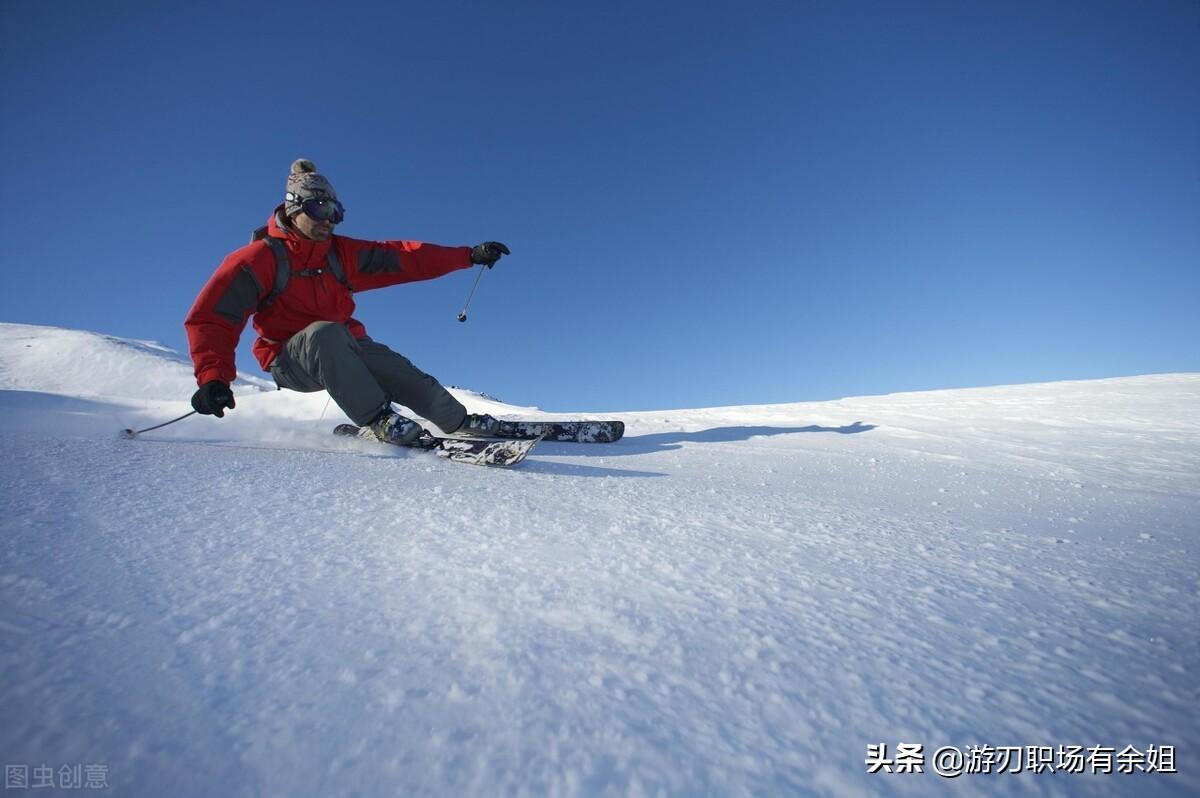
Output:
(2, 0), (1197, 411)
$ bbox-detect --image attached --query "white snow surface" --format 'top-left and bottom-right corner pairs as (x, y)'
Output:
(1, 322), (1197, 797)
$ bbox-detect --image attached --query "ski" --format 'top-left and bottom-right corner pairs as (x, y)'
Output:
(488, 419), (625, 443)
(333, 424), (537, 467)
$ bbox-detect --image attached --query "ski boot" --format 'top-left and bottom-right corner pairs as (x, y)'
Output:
(457, 413), (500, 436)
(370, 410), (424, 447)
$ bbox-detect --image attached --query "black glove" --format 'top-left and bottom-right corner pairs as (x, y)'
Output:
(191, 380), (235, 417)
(470, 241), (510, 268)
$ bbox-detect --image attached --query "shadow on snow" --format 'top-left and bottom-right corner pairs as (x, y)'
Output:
(535, 421), (877, 459)
(519, 460), (667, 478)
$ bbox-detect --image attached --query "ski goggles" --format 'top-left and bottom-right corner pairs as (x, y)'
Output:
(287, 194), (346, 224)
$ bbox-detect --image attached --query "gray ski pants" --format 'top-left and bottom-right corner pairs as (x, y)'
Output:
(269, 321), (467, 431)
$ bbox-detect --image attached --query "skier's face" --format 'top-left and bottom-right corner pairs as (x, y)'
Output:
(291, 210), (336, 241)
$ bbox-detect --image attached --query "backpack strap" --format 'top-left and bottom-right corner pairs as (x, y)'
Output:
(262, 237), (291, 307)
(288, 248), (350, 290)
(253, 231), (353, 308)
(324, 246), (351, 291)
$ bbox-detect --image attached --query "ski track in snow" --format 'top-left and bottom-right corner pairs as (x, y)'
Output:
(1, 323), (1198, 797)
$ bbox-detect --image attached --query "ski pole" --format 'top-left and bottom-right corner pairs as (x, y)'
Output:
(120, 410), (197, 439)
(457, 264), (488, 323)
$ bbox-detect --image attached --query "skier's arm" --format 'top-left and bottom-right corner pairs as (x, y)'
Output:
(338, 238), (473, 292)
(184, 250), (271, 385)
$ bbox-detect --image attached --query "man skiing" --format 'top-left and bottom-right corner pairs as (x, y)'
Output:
(184, 158), (510, 446)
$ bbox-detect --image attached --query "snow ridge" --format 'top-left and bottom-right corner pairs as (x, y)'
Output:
(0, 322), (272, 401)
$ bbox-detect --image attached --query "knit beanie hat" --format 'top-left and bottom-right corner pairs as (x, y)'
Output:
(284, 159), (337, 217)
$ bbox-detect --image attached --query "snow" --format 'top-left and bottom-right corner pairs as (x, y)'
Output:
(0, 321), (273, 401)
(1, 321), (1197, 797)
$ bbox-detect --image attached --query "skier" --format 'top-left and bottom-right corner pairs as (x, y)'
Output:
(184, 159), (510, 446)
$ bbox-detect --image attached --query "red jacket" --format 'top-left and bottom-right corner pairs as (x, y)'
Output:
(185, 207), (472, 386)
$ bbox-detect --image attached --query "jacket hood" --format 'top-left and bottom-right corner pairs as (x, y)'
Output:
(267, 205), (297, 239)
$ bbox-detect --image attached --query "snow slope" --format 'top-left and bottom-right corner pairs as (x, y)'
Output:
(0, 322), (273, 401)
(1, 322), (1197, 797)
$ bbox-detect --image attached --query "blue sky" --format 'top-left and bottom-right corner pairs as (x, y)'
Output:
(2, 0), (1197, 411)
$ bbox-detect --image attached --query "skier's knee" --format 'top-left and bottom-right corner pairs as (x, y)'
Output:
(305, 321), (354, 349)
